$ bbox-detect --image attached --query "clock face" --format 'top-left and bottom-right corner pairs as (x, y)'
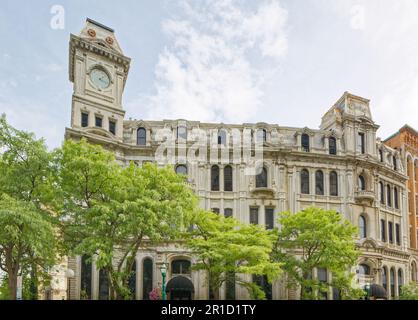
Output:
(90, 68), (110, 89)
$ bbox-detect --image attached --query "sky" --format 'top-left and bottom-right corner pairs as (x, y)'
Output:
(0, 0), (417, 149)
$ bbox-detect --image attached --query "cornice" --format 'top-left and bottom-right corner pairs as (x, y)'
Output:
(69, 34), (131, 87)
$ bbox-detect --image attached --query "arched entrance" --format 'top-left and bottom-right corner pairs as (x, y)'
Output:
(166, 276), (194, 300)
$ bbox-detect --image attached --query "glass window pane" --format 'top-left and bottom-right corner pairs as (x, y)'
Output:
(142, 258), (153, 300)
(330, 171), (338, 196)
(315, 170), (324, 195)
(81, 112), (89, 127)
(211, 165), (220, 191)
(175, 165), (187, 175)
(250, 207), (259, 225)
(224, 208), (233, 218)
(137, 128), (146, 145)
(329, 137), (337, 155)
(224, 166), (233, 191)
(301, 169), (310, 194)
(256, 167), (267, 188)
(265, 208), (274, 230)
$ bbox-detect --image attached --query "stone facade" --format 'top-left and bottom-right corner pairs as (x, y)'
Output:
(384, 125), (418, 283)
(62, 19), (417, 300)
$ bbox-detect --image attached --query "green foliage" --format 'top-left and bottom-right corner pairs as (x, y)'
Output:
(0, 194), (56, 299)
(0, 114), (56, 205)
(273, 207), (360, 300)
(56, 139), (199, 299)
(0, 275), (10, 300)
(0, 115), (59, 299)
(186, 210), (282, 300)
(399, 282), (418, 300)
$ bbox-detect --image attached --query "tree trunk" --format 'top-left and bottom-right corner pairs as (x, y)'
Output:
(5, 248), (18, 300)
(8, 273), (17, 300)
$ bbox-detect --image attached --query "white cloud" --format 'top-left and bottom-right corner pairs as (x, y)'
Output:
(0, 99), (64, 149)
(327, 0), (418, 135)
(129, 0), (288, 123)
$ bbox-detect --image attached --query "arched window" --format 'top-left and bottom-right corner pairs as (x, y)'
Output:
(329, 171), (338, 196)
(382, 267), (388, 291)
(358, 264), (370, 275)
(218, 130), (227, 145)
(224, 208), (233, 218)
(329, 137), (337, 155)
(142, 258), (153, 300)
(137, 127), (146, 146)
(175, 164), (187, 175)
(379, 182), (385, 204)
(301, 133), (310, 152)
(301, 169), (310, 194)
(411, 261), (417, 282)
(225, 272), (236, 300)
(317, 268), (328, 300)
(253, 275), (272, 300)
(256, 129), (267, 143)
(398, 269), (403, 296)
(80, 255), (92, 300)
(224, 165), (233, 191)
(128, 260), (137, 299)
(394, 187), (399, 209)
(177, 126), (187, 140)
(390, 268), (395, 298)
(315, 170), (324, 195)
(211, 165), (220, 191)
(99, 269), (109, 300)
(172, 260), (191, 275)
(359, 215), (367, 238)
(358, 175), (366, 191)
(256, 167), (268, 188)
(387, 185), (392, 207)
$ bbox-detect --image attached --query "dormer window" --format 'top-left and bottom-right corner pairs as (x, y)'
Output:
(301, 134), (310, 152)
(218, 130), (227, 145)
(329, 137), (337, 155)
(357, 132), (365, 154)
(177, 126), (187, 140)
(137, 128), (146, 146)
(358, 175), (366, 191)
(256, 129), (267, 143)
(393, 156), (397, 171)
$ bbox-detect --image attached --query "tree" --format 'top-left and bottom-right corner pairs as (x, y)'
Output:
(399, 282), (418, 300)
(272, 207), (363, 300)
(0, 115), (59, 299)
(0, 194), (56, 300)
(56, 139), (199, 299)
(0, 115), (56, 205)
(186, 210), (282, 300)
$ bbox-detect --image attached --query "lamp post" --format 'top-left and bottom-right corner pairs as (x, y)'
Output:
(65, 269), (75, 300)
(160, 263), (168, 300)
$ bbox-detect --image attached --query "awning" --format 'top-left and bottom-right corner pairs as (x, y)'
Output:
(165, 276), (194, 293)
(367, 284), (387, 299)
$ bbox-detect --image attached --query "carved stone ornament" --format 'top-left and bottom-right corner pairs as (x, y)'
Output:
(87, 29), (96, 38)
(106, 36), (114, 45)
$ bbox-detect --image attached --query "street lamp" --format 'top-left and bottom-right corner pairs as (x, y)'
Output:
(159, 263), (168, 300)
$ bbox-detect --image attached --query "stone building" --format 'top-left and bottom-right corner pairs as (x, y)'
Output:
(63, 19), (417, 300)
(384, 125), (418, 283)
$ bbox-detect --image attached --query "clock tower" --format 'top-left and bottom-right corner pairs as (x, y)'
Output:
(68, 18), (131, 141)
